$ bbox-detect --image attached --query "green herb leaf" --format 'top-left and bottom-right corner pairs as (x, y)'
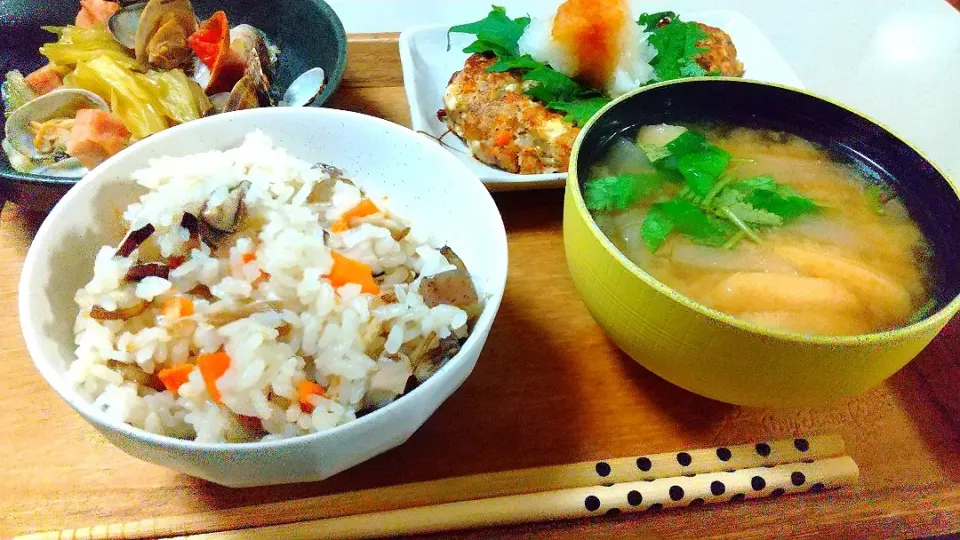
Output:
(523, 66), (587, 103)
(714, 176), (818, 222)
(637, 11), (678, 32)
(677, 147), (731, 196)
(641, 199), (729, 252)
(546, 97), (611, 126)
(641, 207), (675, 252)
(665, 130), (707, 157)
(637, 143), (672, 163)
(583, 174), (662, 212)
(486, 54), (545, 73)
(724, 202), (783, 226)
(647, 18), (709, 82)
(747, 189), (818, 220)
(448, 6), (531, 58)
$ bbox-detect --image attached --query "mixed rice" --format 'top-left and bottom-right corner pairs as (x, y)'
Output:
(71, 131), (482, 443)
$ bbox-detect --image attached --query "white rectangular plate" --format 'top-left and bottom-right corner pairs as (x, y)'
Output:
(399, 10), (805, 192)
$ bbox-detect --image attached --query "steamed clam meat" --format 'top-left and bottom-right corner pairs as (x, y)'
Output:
(7, 88), (106, 158)
(108, 0), (198, 69)
(5, 88), (132, 175)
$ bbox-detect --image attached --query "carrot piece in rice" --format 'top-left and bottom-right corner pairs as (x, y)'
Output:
(198, 351), (231, 403)
(297, 380), (325, 413)
(163, 296), (195, 319)
(158, 364), (194, 395)
(327, 252), (379, 294)
(331, 199), (380, 232)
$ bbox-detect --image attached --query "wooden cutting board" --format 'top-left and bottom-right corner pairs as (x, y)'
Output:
(3, 33), (960, 539)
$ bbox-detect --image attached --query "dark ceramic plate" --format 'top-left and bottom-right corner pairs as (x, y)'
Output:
(0, 0), (347, 212)
(575, 78), (960, 312)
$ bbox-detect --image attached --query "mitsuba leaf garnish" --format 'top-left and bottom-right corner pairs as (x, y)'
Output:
(623, 129), (821, 252)
(583, 173), (662, 212)
(546, 97), (611, 126)
(448, 5), (531, 58)
(643, 14), (710, 82)
(642, 199), (728, 252)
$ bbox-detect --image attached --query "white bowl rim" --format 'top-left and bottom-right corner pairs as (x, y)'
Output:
(19, 107), (509, 452)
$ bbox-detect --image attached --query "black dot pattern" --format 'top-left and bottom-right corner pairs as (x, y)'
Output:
(648, 503), (663, 512)
(751, 476), (766, 491)
(755, 442), (772, 457)
(605, 508), (621, 517)
(627, 490), (643, 506)
(584, 495), (601, 512)
(794, 438), (810, 452)
(669, 485), (684, 501)
(595, 462), (611, 477)
(771, 488), (785, 498)
(810, 482), (825, 494)
(716, 447), (732, 461)
(731, 493), (746, 502)
(710, 481), (726, 496)
(636, 457), (652, 471)
(791, 471), (806, 486)
(689, 498), (704, 506)
(677, 452), (692, 466)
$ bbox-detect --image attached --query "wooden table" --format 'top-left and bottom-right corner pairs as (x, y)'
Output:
(4, 34), (960, 540)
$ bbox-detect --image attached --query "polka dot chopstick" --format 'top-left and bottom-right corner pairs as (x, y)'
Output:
(178, 456), (858, 540)
(19, 435), (851, 540)
(174, 436), (856, 540)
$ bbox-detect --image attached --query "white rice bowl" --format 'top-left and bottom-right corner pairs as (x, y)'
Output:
(70, 131), (482, 444)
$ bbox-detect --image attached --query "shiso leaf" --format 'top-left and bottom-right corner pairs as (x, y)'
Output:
(546, 97), (611, 126)
(522, 66), (587, 103)
(486, 54), (544, 72)
(448, 5), (531, 57)
(645, 16), (710, 82)
(637, 11), (678, 32)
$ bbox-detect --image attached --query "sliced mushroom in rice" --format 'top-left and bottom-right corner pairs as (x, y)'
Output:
(125, 262), (170, 282)
(418, 267), (479, 309)
(201, 182), (247, 233)
(90, 301), (149, 321)
(108, 360), (163, 391)
(117, 223), (155, 258)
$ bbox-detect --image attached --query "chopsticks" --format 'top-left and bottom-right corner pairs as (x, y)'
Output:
(18, 434), (855, 540)
(182, 457), (858, 540)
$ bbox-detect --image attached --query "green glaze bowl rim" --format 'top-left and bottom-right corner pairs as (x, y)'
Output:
(567, 77), (960, 346)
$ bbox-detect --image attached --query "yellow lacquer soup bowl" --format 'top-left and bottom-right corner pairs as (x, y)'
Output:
(563, 79), (960, 407)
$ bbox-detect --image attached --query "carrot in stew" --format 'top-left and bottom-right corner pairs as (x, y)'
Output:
(75, 0), (119, 29)
(158, 364), (194, 395)
(327, 252), (379, 294)
(297, 380), (325, 413)
(24, 65), (63, 96)
(241, 252), (257, 264)
(198, 351), (231, 404)
(163, 296), (195, 319)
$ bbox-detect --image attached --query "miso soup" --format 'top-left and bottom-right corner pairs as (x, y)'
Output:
(583, 125), (934, 336)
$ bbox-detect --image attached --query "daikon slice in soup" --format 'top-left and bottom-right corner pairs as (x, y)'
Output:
(583, 125), (935, 336)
